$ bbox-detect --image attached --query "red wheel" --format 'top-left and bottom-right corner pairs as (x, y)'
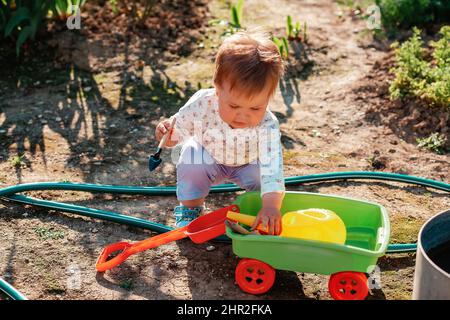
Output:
(328, 272), (369, 300)
(235, 258), (276, 295)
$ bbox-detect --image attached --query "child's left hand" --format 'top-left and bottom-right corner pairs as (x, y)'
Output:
(251, 207), (282, 235)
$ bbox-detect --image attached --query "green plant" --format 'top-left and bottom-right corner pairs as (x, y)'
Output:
(2, 0), (51, 56)
(109, 0), (118, 14)
(230, 0), (244, 29)
(375, 0), (450, 31)
(286, 15), (307, 42)
(209, 0), (245, 36)
(426, 26), (450, 107)
(272, 35), (289, 60)
(0, 0), (85, 56)
(52, 0), (85, 19)
(416, 132), (447, 154)
(10, 154), (25, 167)
(34, 227), (65, 240)
(389, 26), (450, 109)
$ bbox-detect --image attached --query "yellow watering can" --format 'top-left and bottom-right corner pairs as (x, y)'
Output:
(226, 208), (347, 245)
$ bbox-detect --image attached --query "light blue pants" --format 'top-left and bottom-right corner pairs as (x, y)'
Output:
(176, 138), (261, 201)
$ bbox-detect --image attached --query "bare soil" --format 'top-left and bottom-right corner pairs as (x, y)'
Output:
(1, 0), (449, 300)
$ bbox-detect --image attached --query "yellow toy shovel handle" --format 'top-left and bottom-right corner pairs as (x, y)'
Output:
(226, 211), (269, 234)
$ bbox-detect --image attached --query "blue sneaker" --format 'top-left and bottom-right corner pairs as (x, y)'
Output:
(174, 205), (204, 228)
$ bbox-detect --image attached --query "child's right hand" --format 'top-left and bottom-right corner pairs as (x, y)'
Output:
(155, 118), (177, 147)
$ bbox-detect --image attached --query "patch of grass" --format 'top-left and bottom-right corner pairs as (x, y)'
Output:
(283, 150), (300, 165)
(416, 133), (447, 154)
(34, 227), (65, 240)
(44, 276), (65, 295)
(390, 215), (425, 244)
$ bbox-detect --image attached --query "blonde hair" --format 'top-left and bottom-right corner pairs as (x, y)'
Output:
(213, 30), (284, 98)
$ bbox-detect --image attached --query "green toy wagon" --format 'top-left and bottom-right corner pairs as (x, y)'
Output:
(227, 191), (390, 300)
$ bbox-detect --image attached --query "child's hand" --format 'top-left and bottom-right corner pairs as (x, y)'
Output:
(155, 119), (173, 141)
(251, 206), (282, 235)
(155, 118), (177, 147)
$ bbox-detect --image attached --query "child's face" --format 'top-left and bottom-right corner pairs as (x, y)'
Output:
(215, 80), (271, 129)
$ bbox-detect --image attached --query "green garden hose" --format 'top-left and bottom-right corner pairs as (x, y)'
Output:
(1, 171), (449, 300)
(0, 278), (27, 300)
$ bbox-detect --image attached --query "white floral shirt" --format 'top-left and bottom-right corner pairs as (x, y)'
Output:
(170, 88), (285, 196)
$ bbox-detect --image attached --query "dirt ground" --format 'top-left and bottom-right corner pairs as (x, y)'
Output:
(0, 0), (449, 300)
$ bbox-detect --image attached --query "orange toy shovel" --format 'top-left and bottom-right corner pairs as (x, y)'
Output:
(96, 205), (239, 272)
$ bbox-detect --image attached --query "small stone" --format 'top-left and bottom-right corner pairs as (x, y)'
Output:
(311, 130), (321, 137)
(206, 245), (215, 252)
(55, 117), (62, 122)
(91, 228), (98, 233)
